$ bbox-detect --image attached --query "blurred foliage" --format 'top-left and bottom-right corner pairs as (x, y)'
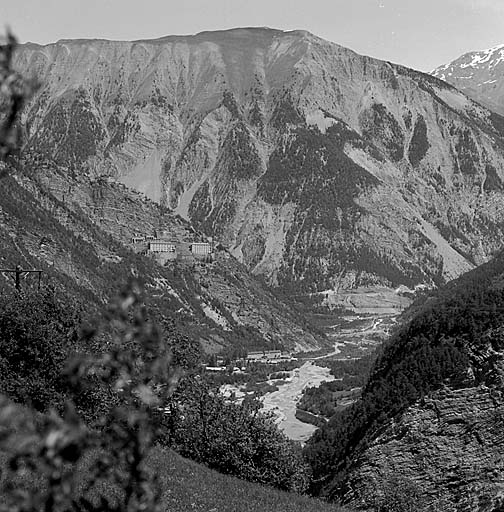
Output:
(0, 287), (82, 412)
(0, 283), (180, 511)
(0, 31), (37, 161)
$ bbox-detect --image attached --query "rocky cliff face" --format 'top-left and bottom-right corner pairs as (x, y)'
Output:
(0, 157), (324, 352)
(433, 44), (504, 115)
(304, 252), (504, 510)
(343, 332), (504, 511)
(12, 28), (504, 295)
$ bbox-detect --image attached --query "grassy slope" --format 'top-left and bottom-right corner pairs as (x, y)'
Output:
(148, 447), (349, 512)
(1, 445), (350, 511)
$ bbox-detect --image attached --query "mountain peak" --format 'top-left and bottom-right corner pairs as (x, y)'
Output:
(432, 44), (504, 114)
(193, 26), (309, 38)
(136, 26), (315, 47)
(460, 44), (504, 68)
(20, 27), (320, 53)
(433, 43), (504, 76)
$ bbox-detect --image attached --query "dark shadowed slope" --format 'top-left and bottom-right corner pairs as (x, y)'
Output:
(305, 249), (504, 510)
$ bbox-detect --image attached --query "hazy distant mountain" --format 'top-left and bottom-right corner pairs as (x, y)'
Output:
(13, 28), (504, 295)
(432, 44), (504, 115)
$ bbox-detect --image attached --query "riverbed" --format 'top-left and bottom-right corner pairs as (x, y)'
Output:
(260, 359), (337, 442)
(260, 296), (408, 441)
(221, 289), (409, 442)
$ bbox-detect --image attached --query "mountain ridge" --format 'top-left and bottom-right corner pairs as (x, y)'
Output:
(22, 26), (314, 46)
(432, 43), (504, 115)
(12, 27), (504, 297)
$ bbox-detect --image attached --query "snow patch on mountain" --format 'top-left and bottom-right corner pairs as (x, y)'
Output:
(460, 45), (504, 69)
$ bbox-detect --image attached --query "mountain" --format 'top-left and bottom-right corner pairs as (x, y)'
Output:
(432, 44), (504, 115)
(12, 27), (504, 298)
(0, 156), (324, 353)
(305, 250), (504, 510)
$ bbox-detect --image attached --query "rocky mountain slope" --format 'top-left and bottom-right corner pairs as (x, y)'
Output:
(0, 156), (324, 353)
(12, 28), (504, 296)
(433, 44), (504, 115)
(305, 251), (504, 511)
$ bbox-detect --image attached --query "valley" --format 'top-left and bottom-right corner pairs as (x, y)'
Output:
(254, 296), (409, 442)
(2, 18), (504, 510)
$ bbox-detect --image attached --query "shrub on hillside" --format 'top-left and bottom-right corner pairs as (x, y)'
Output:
(0, 287), (82, 411)
(159, 378), (311, 493)
(0, 283), (180, 511)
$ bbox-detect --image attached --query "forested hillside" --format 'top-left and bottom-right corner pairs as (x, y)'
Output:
(305, 249), (504, 510)
(0, 155), (325, 353)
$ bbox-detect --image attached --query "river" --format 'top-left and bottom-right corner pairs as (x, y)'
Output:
(260, 358), (337, 442)
(223, 289), (410, 442)
(260, 296), (407, 442)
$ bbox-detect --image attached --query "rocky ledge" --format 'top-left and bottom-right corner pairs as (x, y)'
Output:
(344, 327), (504, 511)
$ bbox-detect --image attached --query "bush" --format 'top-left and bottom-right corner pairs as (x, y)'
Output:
(159, 378), (311, 493)
(0, 283), (180, 511)
(0, 287), (81, 411)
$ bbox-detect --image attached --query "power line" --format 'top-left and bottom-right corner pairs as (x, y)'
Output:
(0, 265), (43, 290)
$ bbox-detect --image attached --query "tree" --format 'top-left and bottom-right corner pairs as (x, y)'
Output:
(160, 316), (202, 371)
(159, 377), (311, 493)
(0, 31), (35, 160)
(0, 283), (181, 511)
(0, 287), (81, 411)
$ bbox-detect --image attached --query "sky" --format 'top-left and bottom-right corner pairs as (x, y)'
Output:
(1, 0), (504, 71)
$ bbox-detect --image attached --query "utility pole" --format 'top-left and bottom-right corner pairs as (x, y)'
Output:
(0, 265), (43, 290)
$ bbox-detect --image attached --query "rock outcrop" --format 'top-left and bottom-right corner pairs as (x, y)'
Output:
(13, 28), (504, 295)
(344, 336), (504, 511)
